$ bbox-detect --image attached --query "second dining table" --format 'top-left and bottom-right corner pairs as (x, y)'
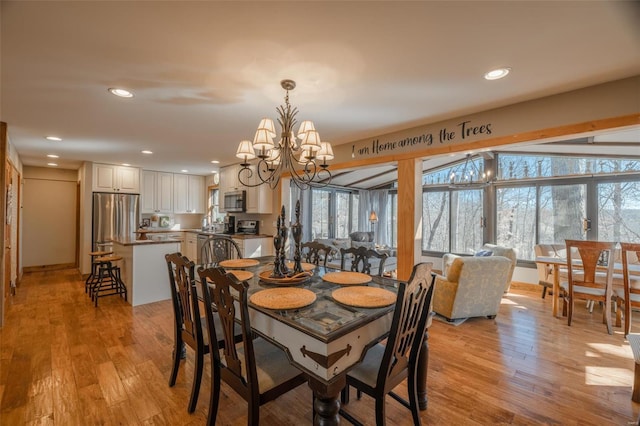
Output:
(201, 256), (432, 425)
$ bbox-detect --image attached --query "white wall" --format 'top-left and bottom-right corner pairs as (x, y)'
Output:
(23, 167), (77, 267)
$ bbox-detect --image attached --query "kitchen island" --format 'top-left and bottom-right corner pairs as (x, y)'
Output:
(111, 236), (182, 306)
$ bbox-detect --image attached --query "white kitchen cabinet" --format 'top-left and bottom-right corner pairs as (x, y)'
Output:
(185, 232), (198, 261)
(219, 165), (240, 195)
(93, 163), (140, 193)
(233, 237), (274, 258)
(173, 174), (205, 214)
(141, 170), (173, 214)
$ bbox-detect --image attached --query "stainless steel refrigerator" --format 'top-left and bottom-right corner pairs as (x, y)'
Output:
(92, 192), (140, 251)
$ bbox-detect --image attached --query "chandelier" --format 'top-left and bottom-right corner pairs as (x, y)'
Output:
(235, 79), (333, 190)
(448, 153), (493, 188)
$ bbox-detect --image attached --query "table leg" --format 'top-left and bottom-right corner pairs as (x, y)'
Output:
(308, 375), (345, 426)
(552, 264), (560, 318)
(417, 330), (429, 410)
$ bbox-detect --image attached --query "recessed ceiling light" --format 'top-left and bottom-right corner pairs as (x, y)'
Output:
(47, 154), (59, 158)
(122, 163), (131, 167)
(47, 163), (58, 167)
(181, 169), (189, 173)
(108, 88), (134, 98)
(141, 150), (153, 154)
(210, 160), (220, 164)
(46, 136), (62, 141)
(484, 68), (511, 80)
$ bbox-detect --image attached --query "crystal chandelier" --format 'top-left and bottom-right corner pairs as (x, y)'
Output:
(235, 79), (333, 190)
(448, 153), (493, 188)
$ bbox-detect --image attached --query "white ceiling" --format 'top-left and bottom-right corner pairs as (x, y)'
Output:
(2, 1), (639, 176)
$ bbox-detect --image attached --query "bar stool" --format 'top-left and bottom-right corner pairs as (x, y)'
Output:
(85, 250), (113, 294)
(91, 255), (127, 306)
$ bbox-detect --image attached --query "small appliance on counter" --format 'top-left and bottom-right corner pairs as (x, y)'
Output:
(236, 220), (259, 235)
(223, 215), (235, 234)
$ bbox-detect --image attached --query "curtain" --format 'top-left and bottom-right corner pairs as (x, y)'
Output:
(370, 189), (390, 246)
(358, 190), (371, 233)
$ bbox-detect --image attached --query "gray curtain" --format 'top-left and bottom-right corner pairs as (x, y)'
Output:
(357, 189), (390, 247)
(357, 190), (371, 233)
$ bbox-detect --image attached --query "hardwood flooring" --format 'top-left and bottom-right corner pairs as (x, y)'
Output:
(1, 269), (638, 425)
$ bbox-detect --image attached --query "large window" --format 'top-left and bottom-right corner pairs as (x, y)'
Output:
(423, 153), (640, 261)
(310, 188), (357, 239)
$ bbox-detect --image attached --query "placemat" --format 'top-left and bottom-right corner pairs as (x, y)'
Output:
(229, 270), (254, 281)
(331, 286), (396, 308)
(219, 258), (260, 268)
(286, 261), (316, 272)
(258, 270), (311, 286)
(322, 271), (372, 285)
(250, 288), (316, 310)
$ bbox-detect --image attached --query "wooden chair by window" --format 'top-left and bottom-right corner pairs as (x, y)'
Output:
(340, 246), (388, 277)
(620, 242), (640, 336)
(197, 266), (307, 426)
(301, 241), (332, 267)
(201, 236), (242, 265)
(340, 262), (435, 426)
(560, 240), (618, 335)
(165, 252), (209, 413)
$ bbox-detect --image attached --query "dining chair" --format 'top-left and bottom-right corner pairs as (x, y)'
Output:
(197, 266), (308, 426)
(165, 252), (209, 413)
(560, 240), (618, 334)
(200, 236), (242, 265)
(620, 242), (640, 336)
(340, 246), (388, 277)
(340, 262), (435, 426)
(301, 240), (332, 267)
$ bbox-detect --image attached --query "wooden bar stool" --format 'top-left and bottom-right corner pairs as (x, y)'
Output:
(85, 250), (113, 294)
(91, 255), (127, 306)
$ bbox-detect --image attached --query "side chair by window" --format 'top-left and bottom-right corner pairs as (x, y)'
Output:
(340, 262), (435, 426)
(197, 266), (307, 426)
(620, 242), (640, 336)
(560, 240), (618, 335)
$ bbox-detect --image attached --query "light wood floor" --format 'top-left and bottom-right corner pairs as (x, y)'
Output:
(1, 269), (638, 425)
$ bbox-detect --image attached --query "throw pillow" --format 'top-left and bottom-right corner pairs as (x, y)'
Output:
(474, 250), (493, 257)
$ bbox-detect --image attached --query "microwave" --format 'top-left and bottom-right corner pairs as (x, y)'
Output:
(223, 190), (246, 212)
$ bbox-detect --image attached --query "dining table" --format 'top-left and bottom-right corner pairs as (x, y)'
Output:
(202, 256), (432, 426)
(535, 255), (640, 318)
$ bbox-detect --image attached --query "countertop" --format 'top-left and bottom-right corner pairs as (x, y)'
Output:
(112, 237), (183, 246)
(135, 228), (272, 239)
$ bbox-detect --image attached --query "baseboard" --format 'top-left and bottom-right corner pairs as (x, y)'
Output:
(23, 263), (77, 273)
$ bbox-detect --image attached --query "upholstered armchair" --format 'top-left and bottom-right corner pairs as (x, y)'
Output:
(433, 256), (512, 321)
(442, 244), (517, 292)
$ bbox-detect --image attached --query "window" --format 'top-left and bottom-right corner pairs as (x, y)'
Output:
(422, 191), (449, 252)
(310, 188), (357, 239)
(598, 180), (640, 242)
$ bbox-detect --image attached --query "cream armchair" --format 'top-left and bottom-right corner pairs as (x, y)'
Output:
(442, 244), (517, 292)
(433, 256), (512, 321)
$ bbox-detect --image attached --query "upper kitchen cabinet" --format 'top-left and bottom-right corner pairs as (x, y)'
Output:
(173, 174), (205, 214)
(93, 163), (140, 193)
(219, 164), (273, 214)
(141, 170), (173, 214)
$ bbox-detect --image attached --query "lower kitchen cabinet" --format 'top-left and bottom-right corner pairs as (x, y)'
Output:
(234, 237), (274, 258)
(185, 232), (198, 261)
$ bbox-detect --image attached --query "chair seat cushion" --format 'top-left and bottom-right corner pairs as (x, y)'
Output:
(560, 281), (606, 296)
(346, 343), (386, 388)
(229, 337), (303, 393)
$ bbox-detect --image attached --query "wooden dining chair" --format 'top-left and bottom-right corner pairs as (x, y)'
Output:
(340, 246), (388, 277)
(620, 242), (640, 336)
(165, 252), (209, 413)
(301, 240), (332, 267)
(340, 262), (435, 426)
(200, 236), (242, 265)
(197, 266), (307, 426)
(560, 240), (617, 334)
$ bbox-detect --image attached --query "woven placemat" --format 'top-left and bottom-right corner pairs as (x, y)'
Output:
(322, 271), (372, 285)
(286, 261), (316, 272)
(332, 286), (396, 308)
(250, 288), (316, 310)
(219, 258), (260, 268)
(229, 270), (254, 281)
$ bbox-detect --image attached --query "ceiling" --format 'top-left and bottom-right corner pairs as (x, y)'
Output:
(2, 1), (640, 183)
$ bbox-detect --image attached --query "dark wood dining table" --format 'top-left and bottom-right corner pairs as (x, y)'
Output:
(201, 257), (432, 425)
